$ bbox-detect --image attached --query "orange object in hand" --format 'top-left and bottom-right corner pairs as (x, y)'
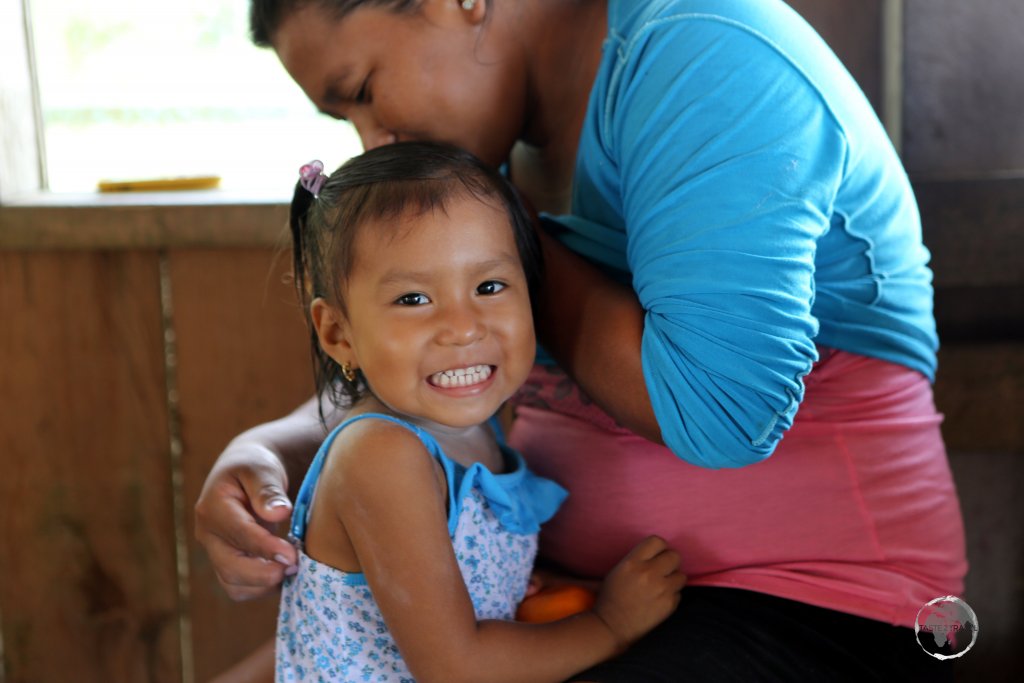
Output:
(516, 585), (597, 623)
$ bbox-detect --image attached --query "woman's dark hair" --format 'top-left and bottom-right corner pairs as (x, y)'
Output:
(250, 0), (418, 47)
(290, 141), (542, 421)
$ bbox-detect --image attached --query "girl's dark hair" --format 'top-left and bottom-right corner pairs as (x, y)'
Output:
(250, 0), (418, 47)
(290, 141), (542, 421)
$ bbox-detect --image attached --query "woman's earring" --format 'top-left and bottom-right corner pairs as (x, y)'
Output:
(341, 362), (357, 383)
(461, 0), (476, 10)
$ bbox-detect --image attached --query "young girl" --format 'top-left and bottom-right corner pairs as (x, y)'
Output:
(277, 141), (684, 682)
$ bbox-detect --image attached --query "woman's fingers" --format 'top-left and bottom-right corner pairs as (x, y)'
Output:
(247, 476), (293, 521)
(205, 532), (292, 601)
(197, 506), (294, 600)
(194, 454), (298, 600)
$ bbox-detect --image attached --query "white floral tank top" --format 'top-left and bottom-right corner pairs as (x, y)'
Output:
(275, 413), (567, 682)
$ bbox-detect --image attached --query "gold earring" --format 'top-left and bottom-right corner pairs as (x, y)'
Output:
(341, 362), (357, 383)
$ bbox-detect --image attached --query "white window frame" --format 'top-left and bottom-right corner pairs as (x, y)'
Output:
(0, 0), (289, 250)
(1, 0), (45, 201)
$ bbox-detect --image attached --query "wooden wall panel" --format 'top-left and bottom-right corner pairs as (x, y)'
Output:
(787, 0), (883, 110)
(935, 344), (1024, 455)
(917, 178), (1024, 290)
(916, 178), (1024, 341)
(939, 343), (1024, 683)
(948, 450), (1024, 682)
(903, 0), (1024, 176)
(170, 248), (312, 682)
(0, 252), (180, 682)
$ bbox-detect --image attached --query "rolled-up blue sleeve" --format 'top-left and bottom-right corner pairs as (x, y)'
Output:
(607, 20), (848, 467)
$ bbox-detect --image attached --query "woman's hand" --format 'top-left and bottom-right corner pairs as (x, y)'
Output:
(593, 535), (686, 650)
(194, 396), (342, 600)
(194, 443), (298, 601)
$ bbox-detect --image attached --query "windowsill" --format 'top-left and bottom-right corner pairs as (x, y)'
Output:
(3, 175), (1022, 257)
(2, 187), (293, 207)
(0, 189), (292, 250)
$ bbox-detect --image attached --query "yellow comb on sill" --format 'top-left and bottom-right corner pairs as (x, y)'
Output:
(97, 175), (221, 192)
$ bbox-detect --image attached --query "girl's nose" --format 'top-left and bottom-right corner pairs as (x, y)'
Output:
(436, 304), (486, 347)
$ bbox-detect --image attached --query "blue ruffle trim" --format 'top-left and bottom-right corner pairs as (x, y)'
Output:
(445, 449), (568, 536)
(290, 413), (568, 545)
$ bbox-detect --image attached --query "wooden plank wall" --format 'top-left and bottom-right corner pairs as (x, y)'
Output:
(0, 252), (180, 681)
(902, 1), (1024, 679)
(0, 247), (311, 682)
(1, 1), (1020, 681)
(171, 248), (310, 682)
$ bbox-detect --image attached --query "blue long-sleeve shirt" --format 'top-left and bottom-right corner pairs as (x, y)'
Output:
(544, 0), (937, 469)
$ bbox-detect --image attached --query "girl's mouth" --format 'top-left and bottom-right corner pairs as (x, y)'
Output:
(428, 364), (493, 388)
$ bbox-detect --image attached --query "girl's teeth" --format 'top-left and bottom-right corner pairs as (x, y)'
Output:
(430, 364), (492, 388)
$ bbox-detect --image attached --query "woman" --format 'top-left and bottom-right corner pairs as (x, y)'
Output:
(196, 1), (966, 678)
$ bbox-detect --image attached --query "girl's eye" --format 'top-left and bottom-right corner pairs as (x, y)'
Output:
(477, 280), (507, 295)
(395, 292), (430, 306)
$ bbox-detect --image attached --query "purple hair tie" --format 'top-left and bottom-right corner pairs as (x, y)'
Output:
(299, 160), (327, 196)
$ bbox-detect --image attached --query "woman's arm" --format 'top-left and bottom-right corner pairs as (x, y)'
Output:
(194, 395), (345, 600)
(533, 229), (663, 445)
(320, 421), (683, 683)
(532, 21), (849, 468)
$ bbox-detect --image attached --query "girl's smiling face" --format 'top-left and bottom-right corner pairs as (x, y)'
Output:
(313, 192), (535, 430)
(272, 1), (527, 168)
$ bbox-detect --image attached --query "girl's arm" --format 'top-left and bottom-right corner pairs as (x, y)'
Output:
(194, 395), (345, 600)
(317, 421), (683, 683)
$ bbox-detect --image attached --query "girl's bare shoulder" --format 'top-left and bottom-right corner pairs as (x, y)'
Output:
(321, 415), (445, 500)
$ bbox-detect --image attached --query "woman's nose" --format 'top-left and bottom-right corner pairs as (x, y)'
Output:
(350, 111), (396, 150)
(436, 304), (486, 346)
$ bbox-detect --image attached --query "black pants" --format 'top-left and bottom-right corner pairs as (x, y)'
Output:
(571, 587), (954, 682)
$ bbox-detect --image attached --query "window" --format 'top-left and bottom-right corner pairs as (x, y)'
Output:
(26, 0), (361, 194)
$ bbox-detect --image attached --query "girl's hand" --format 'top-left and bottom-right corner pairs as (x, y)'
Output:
(593, 535), (686, 650)
(524, 566), (602, 598)
(194, 444), (298, 600)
